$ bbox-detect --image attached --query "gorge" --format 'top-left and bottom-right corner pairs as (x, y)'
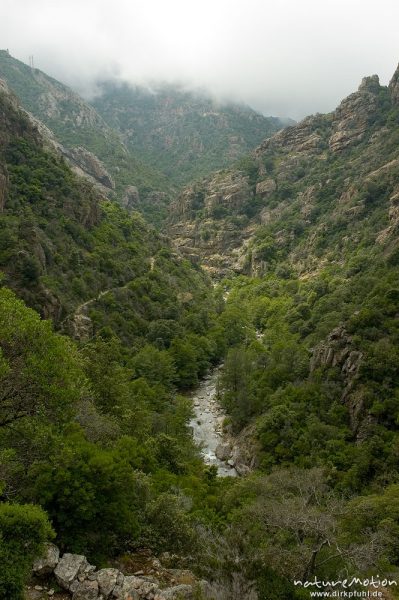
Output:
(0, 49), (399, 600)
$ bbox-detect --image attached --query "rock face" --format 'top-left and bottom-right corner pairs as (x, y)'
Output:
(67, 146), (115, 190)
(255, 114), (324, 158)
(33, 546), (202, 600)
(122, 185), (140, 211)
(255, 178), (276, 197)
(168, 65), (398, 277)
(328, 76), (380, 152)
(389, 62), (399, 105)
(310, 326), (368, 436)
(168, 170), (256, 276)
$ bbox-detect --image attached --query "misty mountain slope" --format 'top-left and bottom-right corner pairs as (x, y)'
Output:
(0, 50), (173, 224)
(168, 71), (399, 277)
(91, 81), (289, 186)
(0, 77), (217, 339)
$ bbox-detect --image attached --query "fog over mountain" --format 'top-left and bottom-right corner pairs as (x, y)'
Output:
(1, 0), (399, 119)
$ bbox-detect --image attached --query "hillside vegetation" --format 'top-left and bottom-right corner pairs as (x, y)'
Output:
(91, 81), (286, 186)
(0, 50), (172, 224)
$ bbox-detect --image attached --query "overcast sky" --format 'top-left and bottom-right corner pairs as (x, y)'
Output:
(1, 0), (398, 119)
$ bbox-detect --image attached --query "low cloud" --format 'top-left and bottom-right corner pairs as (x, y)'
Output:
(1, 0), (398, 119)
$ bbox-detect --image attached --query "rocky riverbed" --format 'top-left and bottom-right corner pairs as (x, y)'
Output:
(188, 367), (238, 477)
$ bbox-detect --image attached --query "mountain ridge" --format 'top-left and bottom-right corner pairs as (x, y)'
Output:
(90, 79), (288, 186)
(168, 69), (399, 277)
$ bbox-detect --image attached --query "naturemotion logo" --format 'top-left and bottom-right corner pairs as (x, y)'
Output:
(293, 576), (398, 598)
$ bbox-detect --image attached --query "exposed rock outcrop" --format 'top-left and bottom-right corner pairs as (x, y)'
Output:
(67, 147), (115, 190)
(255, 178), (276, 197)
(168, 171), (256, 276)
(310, 326), (369, 436)
(32, 546), (204, 600)
(328, 76), (380, 152)
(255, 114), (324, 158)
(122, 185), (140, 211)
(389, 62), (399, 105)
(168, 65), (399, 277)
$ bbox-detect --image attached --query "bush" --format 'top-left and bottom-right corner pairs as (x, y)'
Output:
(30, 434), (149, 559)
(0, 502), (53, 600)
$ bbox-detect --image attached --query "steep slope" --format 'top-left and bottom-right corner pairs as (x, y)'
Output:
(0, 77), (220, 358)
(91, 81), (288, 186)
(169, 72), (399, 276)
(0, 50), (171, 224)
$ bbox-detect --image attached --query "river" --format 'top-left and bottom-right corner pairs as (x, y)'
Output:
(188, 366), (238, 477)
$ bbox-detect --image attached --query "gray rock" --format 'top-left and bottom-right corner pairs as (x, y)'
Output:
(215, 443), (231, 461)
(72, 579), (99, 600)
(94, 568), (121, 597)
(112, 576), (141, 599)
(32, 543), (60, 576)
(68, 146), (115, 189)
(54, 553), (95, 591)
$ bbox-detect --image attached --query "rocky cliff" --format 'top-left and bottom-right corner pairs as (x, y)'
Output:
(168, 67), (399, 279)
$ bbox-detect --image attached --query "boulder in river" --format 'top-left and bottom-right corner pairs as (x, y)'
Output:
(215, 443), (232, 461)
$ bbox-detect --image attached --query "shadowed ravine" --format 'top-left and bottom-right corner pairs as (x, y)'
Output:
(189, 367), (238, 477)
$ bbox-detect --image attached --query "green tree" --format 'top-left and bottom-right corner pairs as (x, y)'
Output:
(0, 287), (86, 428)
(30, 433), (149, 559)
(0, 502), (53, 600)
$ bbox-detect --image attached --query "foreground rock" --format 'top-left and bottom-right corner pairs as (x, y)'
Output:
(54, 554), (95, 592)
(32, 545), (202, 599)
(32, 544), (60, 576)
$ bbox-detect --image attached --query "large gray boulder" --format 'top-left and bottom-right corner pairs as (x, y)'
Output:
(54, 553), (95, 591)
(32, 543), (60, 576)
